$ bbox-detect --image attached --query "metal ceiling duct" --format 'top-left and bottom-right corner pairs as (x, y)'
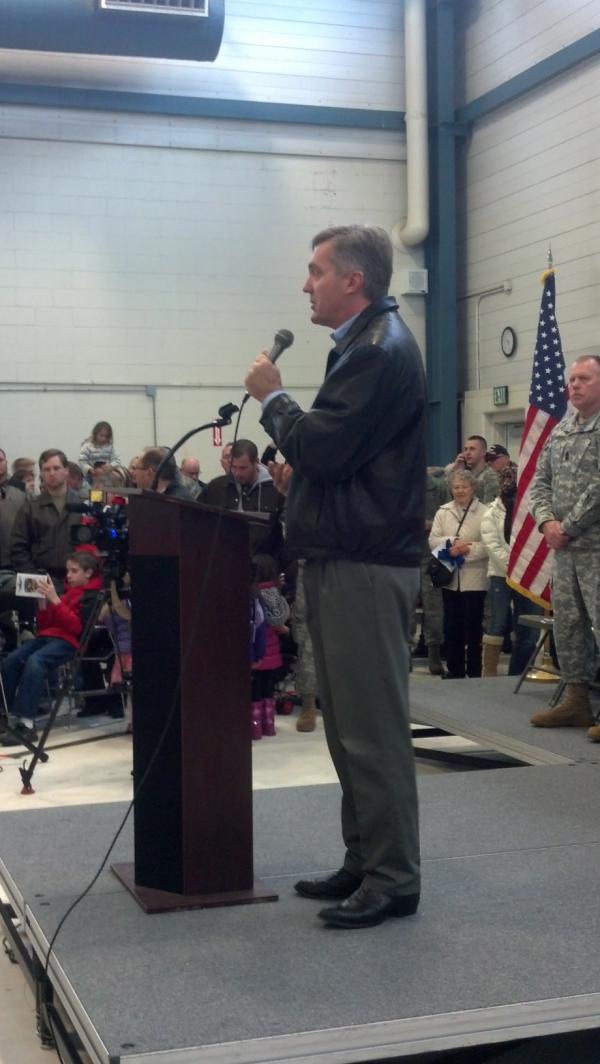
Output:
(0, 0), (225, 62)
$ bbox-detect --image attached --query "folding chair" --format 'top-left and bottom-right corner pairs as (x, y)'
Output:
(513, 615), (559, 696)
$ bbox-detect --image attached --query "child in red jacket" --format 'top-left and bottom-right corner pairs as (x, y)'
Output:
(1, 552), (102, 745)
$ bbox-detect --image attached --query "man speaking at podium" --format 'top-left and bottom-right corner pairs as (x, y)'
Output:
(245, 225), (427, 929)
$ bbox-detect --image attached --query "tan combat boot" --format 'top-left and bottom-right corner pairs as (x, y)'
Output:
(530, 683), (594, 727)
(587, 723), (600, 742)
(482, 634), (504, 677)
(296, 696), (317, 733)
(427, 644), (445, 676)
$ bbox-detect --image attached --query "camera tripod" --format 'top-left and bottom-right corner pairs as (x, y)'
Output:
(0, 583), (130, 795)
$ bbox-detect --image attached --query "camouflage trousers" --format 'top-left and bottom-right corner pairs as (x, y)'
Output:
(552, 550), (600, 683)
(415, 555), (444, 647)
(291, 560), (317, 697)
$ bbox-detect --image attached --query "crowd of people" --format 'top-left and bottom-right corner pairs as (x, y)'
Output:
(424, 353), (600, 751)
(0, 429), (318, 747)
(1, 389), (598, 753)
(423, 435), (541, 682)
(0, 416), (590, 748)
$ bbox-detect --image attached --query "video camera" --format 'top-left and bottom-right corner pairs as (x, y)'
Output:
(68, 491), (129, 582)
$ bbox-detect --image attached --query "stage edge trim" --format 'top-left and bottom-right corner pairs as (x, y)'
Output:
(0, 856), (24, 918)
(409, 708), (574, 767)
(18, 904), (600, 1064)
(23, 907), (111, 1064)
(120, 996), (600, 1063)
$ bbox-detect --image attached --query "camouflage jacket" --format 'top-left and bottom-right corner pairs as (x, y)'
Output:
(530, 409), (600, 549)
(474, 464), (500, 504)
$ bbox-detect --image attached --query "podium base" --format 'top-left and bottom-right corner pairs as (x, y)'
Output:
(111, 862), (278, 914)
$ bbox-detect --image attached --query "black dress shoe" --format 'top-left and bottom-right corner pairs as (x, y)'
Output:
(294, 867), (362, 900)
(318, 884), (419, 928)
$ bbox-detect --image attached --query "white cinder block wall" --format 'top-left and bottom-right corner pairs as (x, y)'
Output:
(3, 0), (597, 470)
(456, 0), (600, 449)
(0, 0), (427, 478)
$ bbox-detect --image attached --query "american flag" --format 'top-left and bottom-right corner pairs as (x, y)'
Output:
(507, 269), (567, 605)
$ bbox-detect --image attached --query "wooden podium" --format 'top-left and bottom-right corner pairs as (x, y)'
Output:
(111, 492), (278, 913)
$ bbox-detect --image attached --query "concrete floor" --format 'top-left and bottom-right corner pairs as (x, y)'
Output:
(0, 664), (481, 1064)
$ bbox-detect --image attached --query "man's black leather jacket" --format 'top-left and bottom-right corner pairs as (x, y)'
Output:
(261, 296), (427, 566)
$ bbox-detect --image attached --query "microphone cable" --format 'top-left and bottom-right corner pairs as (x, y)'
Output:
(41, 493), (230, 1061)
(38, 329), (294, 1055)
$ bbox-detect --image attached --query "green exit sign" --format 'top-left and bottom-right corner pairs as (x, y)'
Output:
(493, 386), (509, 407)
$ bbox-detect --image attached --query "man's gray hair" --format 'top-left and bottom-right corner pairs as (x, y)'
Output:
(572, 354), (600, 370)
(312, 225), (393, 301)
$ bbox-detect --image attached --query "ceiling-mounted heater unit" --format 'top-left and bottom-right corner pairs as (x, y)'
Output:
(0, 0), (224, 61)
(100, 0), (208, 14)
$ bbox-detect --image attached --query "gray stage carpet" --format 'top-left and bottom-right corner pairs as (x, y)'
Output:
(2, 709), (600, 1063)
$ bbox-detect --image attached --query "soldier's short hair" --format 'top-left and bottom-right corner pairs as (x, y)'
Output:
(466, 434), (488, 450)
(572, 355), (600, 371)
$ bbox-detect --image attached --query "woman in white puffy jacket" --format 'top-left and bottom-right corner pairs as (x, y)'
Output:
(480, 466), (542, 676)
(429, 470), (488, 679)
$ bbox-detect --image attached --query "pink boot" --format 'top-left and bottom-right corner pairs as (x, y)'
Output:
(251, 702), (263, 740)
(262, 698), (276, 737)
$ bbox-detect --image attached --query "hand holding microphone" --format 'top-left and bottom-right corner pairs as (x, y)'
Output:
(245, 329), (294, 402)
(268, 460), (293, 496)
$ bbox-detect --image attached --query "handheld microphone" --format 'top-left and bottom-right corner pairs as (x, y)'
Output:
(241, 329), (295, 410)
(267, 329), (294, 364)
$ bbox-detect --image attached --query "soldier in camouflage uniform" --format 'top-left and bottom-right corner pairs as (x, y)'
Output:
(529, 356), (600, 735)
(418, 469), (449, 674)
(453, 435), (499, 504)
(449, 436), (497, 637)
(292, 560), (319, 731)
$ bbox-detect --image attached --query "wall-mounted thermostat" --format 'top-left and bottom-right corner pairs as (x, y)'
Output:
(398, 269), (428, 296)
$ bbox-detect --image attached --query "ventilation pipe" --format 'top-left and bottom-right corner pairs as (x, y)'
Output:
(392, 0), (429, 249)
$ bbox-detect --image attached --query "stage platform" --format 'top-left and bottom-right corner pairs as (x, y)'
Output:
(2, 676), (600, 1063)
(410, 673), (600, 767)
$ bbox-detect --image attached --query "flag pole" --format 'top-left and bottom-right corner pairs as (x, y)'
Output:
(532, 243), (558, 678)
(525, 242), (561, 681)
(541, 243), (554, 284)
(507, 249), (567, 607)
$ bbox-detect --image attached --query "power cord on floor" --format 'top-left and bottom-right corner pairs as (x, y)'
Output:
(40, 390), (253, 1060)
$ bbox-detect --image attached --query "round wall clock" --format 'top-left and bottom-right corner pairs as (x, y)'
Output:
(501, 326), (517, 357)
